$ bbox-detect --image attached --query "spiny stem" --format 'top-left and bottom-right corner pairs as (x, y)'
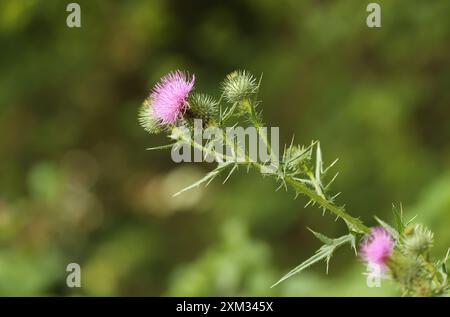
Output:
(284, 176), (369, 233)
(181, 131), (369, 234)
(241, 98), (368, 233)
(244, 98), (277, 165)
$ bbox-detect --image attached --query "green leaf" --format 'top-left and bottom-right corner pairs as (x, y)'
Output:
(173, 162), (234, 197)
(392, 203), (405, 234)
(271, 234), (355, 287)
(443, 248), (450, 274)
(307, 228), (333, 245)
(374, 216), (399, 240)
(315, 142), (323, 188)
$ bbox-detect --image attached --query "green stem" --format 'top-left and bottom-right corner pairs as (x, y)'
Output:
(243, 98), (278, 167)
(285, 176), (369, 233)
(182, 98), (370, 234)
(183, 131), (369, 234)
(244, 97), (368, 233)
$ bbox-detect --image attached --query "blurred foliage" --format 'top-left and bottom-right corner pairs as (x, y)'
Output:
(0, 0), (449, 296)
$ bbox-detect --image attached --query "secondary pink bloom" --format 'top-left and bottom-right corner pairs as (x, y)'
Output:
(150, 71), (195, 124)
(360, 227), (394, 269)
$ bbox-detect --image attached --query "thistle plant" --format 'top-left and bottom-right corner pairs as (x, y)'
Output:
(138, 70), (450, 296)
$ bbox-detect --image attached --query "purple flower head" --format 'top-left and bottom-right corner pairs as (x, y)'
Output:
(360, 226), (394, 269)
(150, 70), (195, 124)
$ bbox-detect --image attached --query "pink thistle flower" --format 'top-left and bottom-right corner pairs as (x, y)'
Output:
(360, 227), (395, 269)
(150, 70), (195, 124)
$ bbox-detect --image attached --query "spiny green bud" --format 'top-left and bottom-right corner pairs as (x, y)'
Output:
(283, 145), (312, 172)
(221, 70), (258, 103)
(185, 93), (219, 126)
(387, 250), (422, 289)
(402, 224), (434, 257)
(138, 99), (162, 134)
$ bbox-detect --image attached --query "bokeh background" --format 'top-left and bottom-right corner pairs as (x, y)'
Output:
(0, 0), (449, 296)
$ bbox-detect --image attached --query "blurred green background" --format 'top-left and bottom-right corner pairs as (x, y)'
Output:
(0, 0), (449, 296)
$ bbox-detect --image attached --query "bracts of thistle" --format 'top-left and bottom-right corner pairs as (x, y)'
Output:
(138, 70), (450, 296)
(360, 223), (448, 296)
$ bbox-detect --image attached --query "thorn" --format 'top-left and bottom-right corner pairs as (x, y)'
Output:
(290, 134), (295, 148)
(206, 177), (216, 186)
(323, 158), (339, 175)
(330, 192), (341, 202)
(275, 182), (284, 192)
(223, 164), (237, 184)
(325, 172), (339, 189)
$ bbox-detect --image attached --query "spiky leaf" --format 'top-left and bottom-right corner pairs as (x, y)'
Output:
(271, 233), (355, 287)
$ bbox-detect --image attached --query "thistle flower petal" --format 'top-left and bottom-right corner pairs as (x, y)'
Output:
(150, 70), (195, 124)
(360, 226), (395, 269)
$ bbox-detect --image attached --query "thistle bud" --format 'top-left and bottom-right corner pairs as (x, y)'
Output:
(221, 70), (258, 104)
(138, 99), (162, 134)
(402, 224), (434, 257)
(185, 93), (219, 127)
(283, 145), (312, 172)
(387, 250), (421, 290)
